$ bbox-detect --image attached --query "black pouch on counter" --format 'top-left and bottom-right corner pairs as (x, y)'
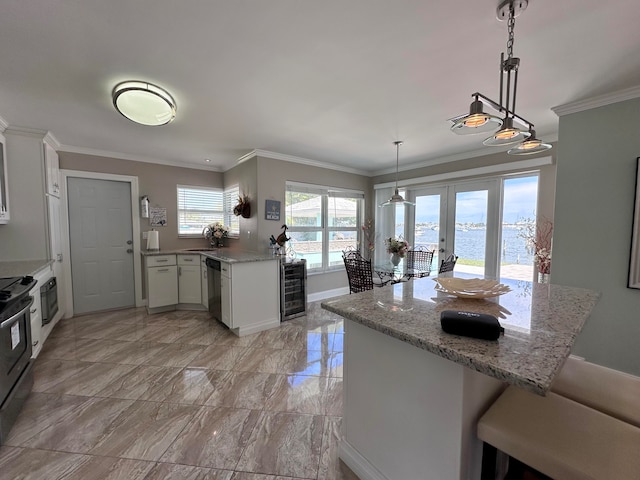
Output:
(440, 310), (504, 340)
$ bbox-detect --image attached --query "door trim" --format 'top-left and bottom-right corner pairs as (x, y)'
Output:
(59, 170), (143, 317)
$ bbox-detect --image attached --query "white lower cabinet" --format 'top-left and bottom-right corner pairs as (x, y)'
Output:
(145, 255), (178, 312)
(178, 254), (201, 304)
(29, 286), (42, 358)
(145, 254), (205, 313)
(201, 256), (208, 309)
(219, 259), (280, 336)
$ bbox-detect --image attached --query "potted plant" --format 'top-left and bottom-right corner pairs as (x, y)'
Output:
(386, 237), (409, 266)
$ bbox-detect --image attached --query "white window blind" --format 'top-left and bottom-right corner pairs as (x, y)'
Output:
(224, 185), (240, 236)
(177, 185), (223, 236)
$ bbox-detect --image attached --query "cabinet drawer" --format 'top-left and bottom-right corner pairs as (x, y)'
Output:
(147, 255), (176, 267)
(220, 262), (232, 279)
(178, 254), (199, 265)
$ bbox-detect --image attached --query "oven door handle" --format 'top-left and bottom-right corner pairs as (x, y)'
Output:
(0, 297), (34, 329)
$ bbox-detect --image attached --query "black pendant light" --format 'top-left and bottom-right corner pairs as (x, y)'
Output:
(380, 141), (415, 207)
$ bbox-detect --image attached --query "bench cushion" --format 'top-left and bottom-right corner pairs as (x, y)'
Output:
(552, 357), (640, 428)
(478, 386), (640, 480)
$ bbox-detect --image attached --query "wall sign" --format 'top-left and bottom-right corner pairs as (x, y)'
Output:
(150, 207), (167, 227)
(265, 199), (281, 221)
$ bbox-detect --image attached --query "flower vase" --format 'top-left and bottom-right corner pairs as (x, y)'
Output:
(391, 253), (401, 266)
(217, 238), (225, 248)
(537, 272), (550, 284)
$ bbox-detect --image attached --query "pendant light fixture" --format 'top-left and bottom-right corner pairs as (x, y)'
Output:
(380, 141), (415, 207)
(449, 0), (551, 155)
(112, 81), (176, 126)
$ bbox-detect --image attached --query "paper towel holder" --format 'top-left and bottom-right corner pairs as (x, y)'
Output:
(147, 229), (160, 251)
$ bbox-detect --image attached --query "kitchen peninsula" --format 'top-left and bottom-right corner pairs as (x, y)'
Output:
(142, 249), (279, 336)
(321, 276), (599, 480)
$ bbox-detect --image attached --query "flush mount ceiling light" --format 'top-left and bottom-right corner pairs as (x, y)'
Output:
(112, 81), (176, 126)
(449, 0), (551, 155)
(380, 141), (415, 207)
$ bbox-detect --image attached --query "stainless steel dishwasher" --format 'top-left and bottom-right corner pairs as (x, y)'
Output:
(205, 258), (221, 321)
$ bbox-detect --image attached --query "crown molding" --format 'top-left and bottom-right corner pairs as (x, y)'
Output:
(57, 144), (223, 172)
(0, 115), (8, 133)
(552, 85), (640, 116)
(236, 148), (370, 176)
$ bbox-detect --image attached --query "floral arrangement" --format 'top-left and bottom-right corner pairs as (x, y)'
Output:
(361, 218), (377, 259)
(203, 221), (228, 243)
(233, 194), (250, 218)
(386, 237), (409, 258)
(533, 217), (553, 274)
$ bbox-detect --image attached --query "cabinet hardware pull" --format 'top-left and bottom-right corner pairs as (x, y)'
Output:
(156, 259), (168, 262)
(157, 268), (170, 272)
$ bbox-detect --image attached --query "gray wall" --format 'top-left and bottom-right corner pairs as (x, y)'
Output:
(0, 130), (49, 261)
(60, 152), (224, 252)
(223, 157), (259, 252)
(256, 156), (372, 295)
(553, 97), (640, 376)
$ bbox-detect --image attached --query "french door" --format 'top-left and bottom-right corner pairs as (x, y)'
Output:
(405, 180), (500, 278)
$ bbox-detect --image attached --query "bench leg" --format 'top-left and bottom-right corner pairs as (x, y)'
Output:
(481, 442), (498, 480)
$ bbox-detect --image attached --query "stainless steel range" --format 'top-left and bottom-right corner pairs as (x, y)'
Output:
(0, 275), (35, 445)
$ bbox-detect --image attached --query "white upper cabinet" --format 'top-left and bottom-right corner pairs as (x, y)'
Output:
(44, 140), (60, 197)
(0, 132), (9, 223)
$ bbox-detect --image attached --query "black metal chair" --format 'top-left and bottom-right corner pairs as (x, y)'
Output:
(438, 253), (458, 274)
(342, 249), (384, 293)
(405, 246), (435, 278)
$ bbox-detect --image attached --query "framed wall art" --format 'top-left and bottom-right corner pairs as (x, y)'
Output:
(265, 199), (281, 221)
(629, 157), (640, 289)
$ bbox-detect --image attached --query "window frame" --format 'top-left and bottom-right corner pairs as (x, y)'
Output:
(177, 184), (239, 238)
(286, 182), (364, 273)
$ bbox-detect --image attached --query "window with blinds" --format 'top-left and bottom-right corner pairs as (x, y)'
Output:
(177, 185), (240, 237)
(285, 182), (363, 272)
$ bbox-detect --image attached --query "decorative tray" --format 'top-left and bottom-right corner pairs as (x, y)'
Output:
(433, 277), (511, 299)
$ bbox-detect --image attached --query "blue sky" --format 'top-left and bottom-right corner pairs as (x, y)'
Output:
(410, 175), (538, 224)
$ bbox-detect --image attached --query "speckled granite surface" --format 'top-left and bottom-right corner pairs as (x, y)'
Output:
(0, 259), (52, 278)
(321, 276), (600, 395)
(141, 249), (277, 264)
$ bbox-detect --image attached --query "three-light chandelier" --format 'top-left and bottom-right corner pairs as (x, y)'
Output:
(449, 0), (551, 155)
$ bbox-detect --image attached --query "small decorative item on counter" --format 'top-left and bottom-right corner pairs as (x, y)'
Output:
(269, 225), (290, 255)
(203, 221), (229, 247)
(233, 194), (251, 218)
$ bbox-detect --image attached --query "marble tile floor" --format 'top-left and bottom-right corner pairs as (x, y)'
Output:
(0, 302), (360, 480)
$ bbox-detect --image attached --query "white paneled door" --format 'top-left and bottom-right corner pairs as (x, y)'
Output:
(68, 177), (135, 314)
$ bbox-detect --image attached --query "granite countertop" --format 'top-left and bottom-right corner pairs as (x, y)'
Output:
(321, 275), (600, 395)
(140, 248), (277, 264)
(0, 259), (53, 278)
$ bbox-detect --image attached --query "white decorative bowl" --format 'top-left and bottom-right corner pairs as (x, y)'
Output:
(433, 277), (511, 299)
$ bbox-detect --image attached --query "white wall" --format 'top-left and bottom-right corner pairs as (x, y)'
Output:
(553, 97), (640, 376)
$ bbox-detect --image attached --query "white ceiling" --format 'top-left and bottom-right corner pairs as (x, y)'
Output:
(1, 0), (639, 175)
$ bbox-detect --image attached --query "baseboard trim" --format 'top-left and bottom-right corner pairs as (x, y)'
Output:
(308, 287), (349, 303)
(233, 317), (280, 337)
(340, 440), (390, 480)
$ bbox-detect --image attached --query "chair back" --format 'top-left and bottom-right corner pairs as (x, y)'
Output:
(343, 250), (374, 293)
(405, 246), (435, 277)
(438, 254), (458, 274)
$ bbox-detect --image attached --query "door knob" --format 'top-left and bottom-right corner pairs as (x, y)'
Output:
(127, 248), (133, 253)
(439, 248), (445, 253)
(127, 240), (133, 245)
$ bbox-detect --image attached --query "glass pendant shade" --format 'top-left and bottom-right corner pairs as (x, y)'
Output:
(451, 99), (503, 135)
(507, 130), (552, 155)
(483, 117), (531, 146)
(112, 81), (176, 126)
